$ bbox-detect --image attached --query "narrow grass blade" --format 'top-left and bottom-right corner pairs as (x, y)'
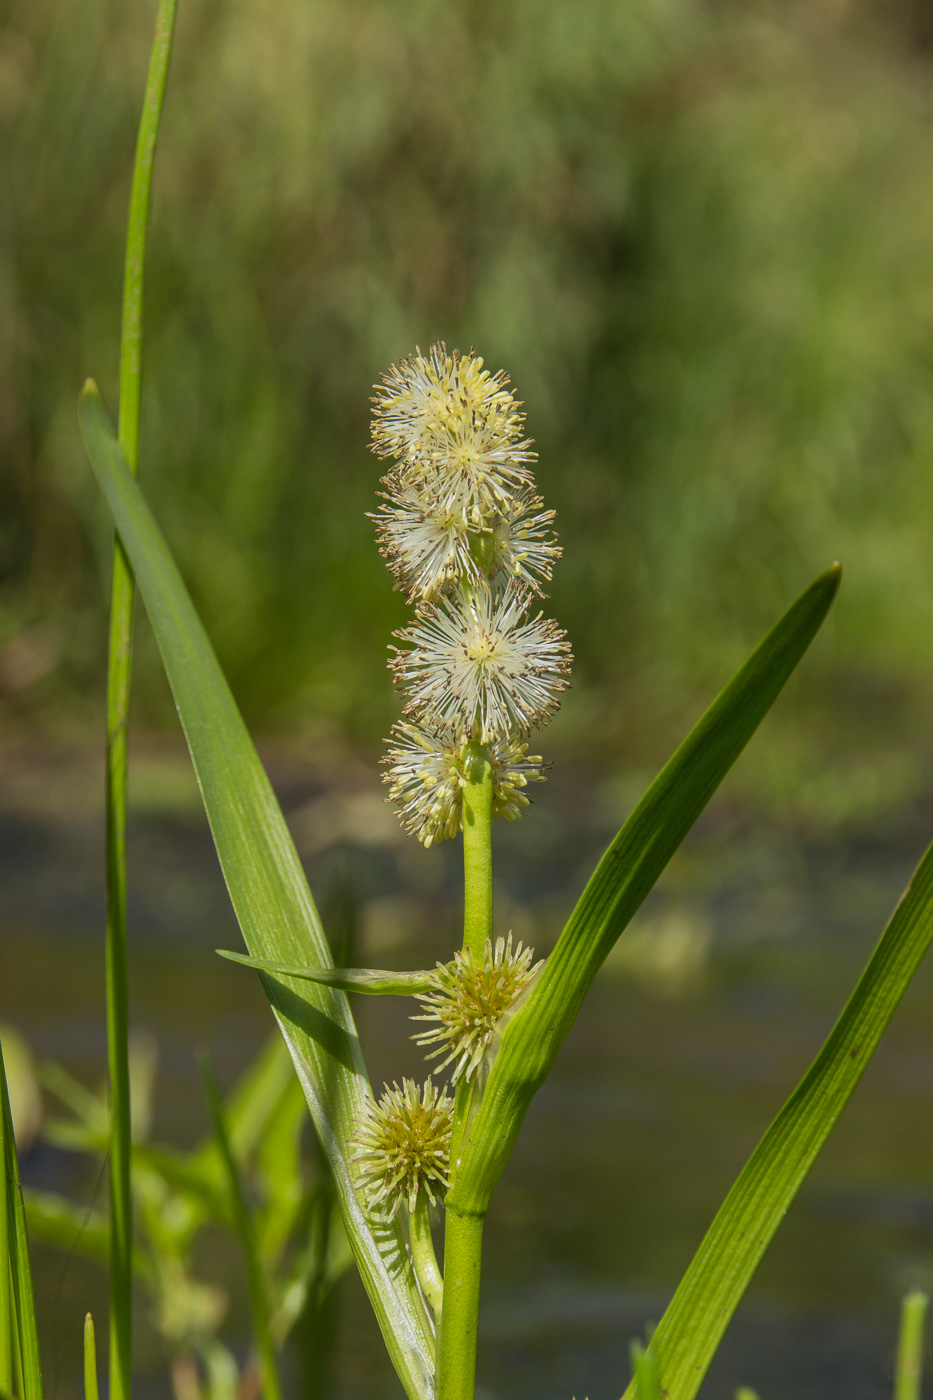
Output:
(84, 1315), (99, 1400)
(450, 565), (841, 1215)
(630, 1339), (661, 1400)
(618, 842), (933, 1400)
(1, 1037), (43, 1400)
(105, 4), (179, 1397)
(218, 951), (434, 995)
(1, 1094), (10, 1397)
(895, 1291), (928, 1400)
(79, 383), (435, 1400)
(201, 1059), (282, 1400)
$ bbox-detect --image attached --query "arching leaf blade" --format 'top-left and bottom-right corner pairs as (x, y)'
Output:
(451, 564), (841, 1214)
(79, 380), (435, 1400)
(626, 839), (933, 1400)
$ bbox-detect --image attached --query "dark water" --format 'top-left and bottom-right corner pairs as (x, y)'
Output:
(3, 739), (933, 1400)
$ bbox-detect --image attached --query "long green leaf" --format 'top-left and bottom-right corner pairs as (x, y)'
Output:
(450, 565), (841, 1215)
(79, 382), (435, 1400)
(1, 1037), (43, 1400)
(619, 838), (933, 1400)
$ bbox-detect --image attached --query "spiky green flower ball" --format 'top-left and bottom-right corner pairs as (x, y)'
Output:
(412, 935), (545, 1083)
(350, 1078), (454, 1220)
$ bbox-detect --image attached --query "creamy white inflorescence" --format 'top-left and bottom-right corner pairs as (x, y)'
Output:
(391, 583), (571, 743)
(370, 340), (572, 840)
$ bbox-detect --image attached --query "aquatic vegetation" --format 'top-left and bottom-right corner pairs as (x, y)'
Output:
(5, 4), (933, 1400)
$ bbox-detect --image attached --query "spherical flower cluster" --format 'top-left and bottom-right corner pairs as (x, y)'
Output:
(349, 1078), (454, 1220)
(411, 935), (545, 1084)
(371, 342), (573, 840)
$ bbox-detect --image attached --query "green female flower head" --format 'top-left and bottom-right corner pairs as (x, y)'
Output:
(350, 1078), (454, 1219)
(382, 721), (547, 847)
(412, 935), (545, 1083)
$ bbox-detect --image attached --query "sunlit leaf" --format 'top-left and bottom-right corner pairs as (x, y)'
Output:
(451, 565), (841, 1213)
(79, 381), (435, 1400)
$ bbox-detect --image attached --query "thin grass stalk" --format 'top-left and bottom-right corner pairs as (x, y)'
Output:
(201, 1060), (283, 1400)
(895, 1292), (928, 1400)
(0, 1040), (42, 1400)
(105, 4), (177, 1399)
(1, 1129), (11, 1396)
(83, 1316), (99, 1400)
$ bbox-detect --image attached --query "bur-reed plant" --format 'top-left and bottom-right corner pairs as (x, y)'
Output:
(79, 324), (933, 1396)
(5, 0), (933, 1397)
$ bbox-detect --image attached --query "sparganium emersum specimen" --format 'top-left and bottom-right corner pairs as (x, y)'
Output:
(350, 343), (571, 1344)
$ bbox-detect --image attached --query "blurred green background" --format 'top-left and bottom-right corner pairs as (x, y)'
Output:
(6, 0), (933, 815)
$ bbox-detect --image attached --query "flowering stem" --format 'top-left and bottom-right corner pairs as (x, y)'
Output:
(461, 740), (493, 961)
(436, 743), (493, 1396)
(437, 1206), (483, 1400)
(409, 1195), (444, 1328)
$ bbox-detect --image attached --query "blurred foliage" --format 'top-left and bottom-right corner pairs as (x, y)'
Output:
(5, 0), (933, 801)
(26, 1033), (351, 1400)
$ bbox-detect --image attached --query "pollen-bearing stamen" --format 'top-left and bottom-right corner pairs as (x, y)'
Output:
(412, 935), (545, 1084)
(372, 469), (478, 602)
(487, 492), (561, 596)
(382, 721), (547, 847)
(349, 1078), (454, 1221)
(390, 584), (572, 742)
(371, 342), (536, 521)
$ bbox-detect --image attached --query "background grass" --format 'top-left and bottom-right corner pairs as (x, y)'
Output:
(5, 0), (933, 815)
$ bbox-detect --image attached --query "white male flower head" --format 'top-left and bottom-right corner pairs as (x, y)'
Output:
(349, 1078), (453, 1220)
(371, 342), (536, 523)
(382, 721), (547, 847)
(390, 583), (572, 743)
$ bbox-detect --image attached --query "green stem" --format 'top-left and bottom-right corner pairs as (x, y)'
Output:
(408, 1195), (444, 1328)
(436, 1208), (483, 1400)
(896, 1291), (929, 1400)
(436, 744), (494, 1397)
(461, 741), (493, 961)
(105, 5), (177, 1400)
